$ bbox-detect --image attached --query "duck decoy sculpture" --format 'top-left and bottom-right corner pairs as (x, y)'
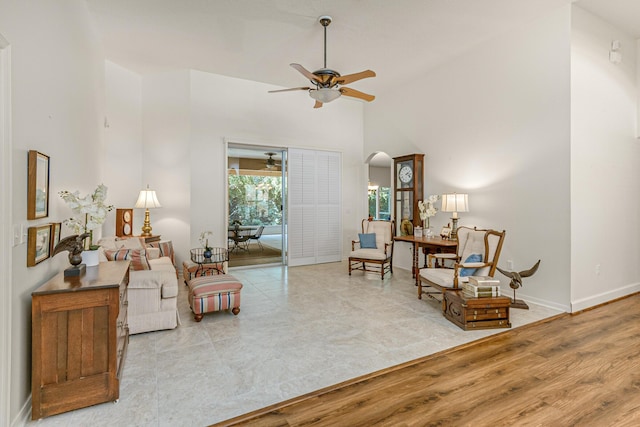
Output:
(496, 259), (541, 309)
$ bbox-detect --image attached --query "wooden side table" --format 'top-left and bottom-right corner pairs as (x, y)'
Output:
(443, 290), (511, 330)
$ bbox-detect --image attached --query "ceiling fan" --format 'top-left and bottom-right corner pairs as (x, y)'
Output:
(264, 152), (281, 169)
(269, 15), (376, 109)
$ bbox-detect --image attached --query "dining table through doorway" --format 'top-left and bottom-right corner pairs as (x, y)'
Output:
(228, 224), (257, 253)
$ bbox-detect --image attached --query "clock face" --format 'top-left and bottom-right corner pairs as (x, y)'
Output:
(399, 165), (413, 184)
(123, 223), (131, 235)
(123, 211), (131, 222)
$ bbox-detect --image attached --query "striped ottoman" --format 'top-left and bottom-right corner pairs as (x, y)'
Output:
(187, 274), (242, 322)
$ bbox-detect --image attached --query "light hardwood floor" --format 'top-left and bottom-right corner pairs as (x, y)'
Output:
(216, 292), (640, 426)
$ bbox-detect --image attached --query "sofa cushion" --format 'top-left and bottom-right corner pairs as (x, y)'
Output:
(104, 248), (151, 271)
(146, 247), (161, 259)
(97, 236), (120, 250)
(119, 237), (146, 249)
(149, 257), (176, 272)
(147, 241), (175, 265)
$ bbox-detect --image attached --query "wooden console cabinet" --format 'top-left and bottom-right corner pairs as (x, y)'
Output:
(443, 290), (511, 330)
(31, 261), (130, 419)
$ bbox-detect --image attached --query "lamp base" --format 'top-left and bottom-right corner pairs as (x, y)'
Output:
(140, 208), (153, 237)
(450, 217), (460, 239)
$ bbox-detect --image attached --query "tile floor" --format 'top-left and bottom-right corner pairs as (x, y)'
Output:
(27, 261), (561, 427)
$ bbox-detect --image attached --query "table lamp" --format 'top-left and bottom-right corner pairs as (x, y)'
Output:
(441, 193), (469, 239)
(134, 185), (161, 237)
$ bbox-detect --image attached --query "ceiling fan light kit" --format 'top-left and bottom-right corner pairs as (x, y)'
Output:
(309, 87), (341, 103)
(269, 15), (376, 108)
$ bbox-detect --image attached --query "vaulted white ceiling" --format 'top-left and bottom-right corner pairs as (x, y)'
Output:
(86, 0), (639, 96)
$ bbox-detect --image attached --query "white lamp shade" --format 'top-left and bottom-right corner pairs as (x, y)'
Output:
(134, 188), (162, 209)
(309, 88), (341, 103)
(441, 193), (469, 213)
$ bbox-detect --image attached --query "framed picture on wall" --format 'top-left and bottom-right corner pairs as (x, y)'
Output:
(27, 224), (52, 266)
(50, 222), (61, 254)
(27, 150), (50, 219)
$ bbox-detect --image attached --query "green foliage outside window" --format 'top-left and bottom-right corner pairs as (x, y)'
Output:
(228, 175), (282, 226)
(368, 186), (391, 220)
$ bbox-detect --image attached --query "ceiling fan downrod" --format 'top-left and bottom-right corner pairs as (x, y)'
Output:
(319, 16), (332, 69)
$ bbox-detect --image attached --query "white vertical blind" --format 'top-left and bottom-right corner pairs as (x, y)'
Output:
(288, 148), (341, 266)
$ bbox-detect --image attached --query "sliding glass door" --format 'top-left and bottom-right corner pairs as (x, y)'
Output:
(227, 144), (286, 267)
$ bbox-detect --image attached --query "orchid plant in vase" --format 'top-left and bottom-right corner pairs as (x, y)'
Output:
(59, 184), (114, 250)
(418, 194), (440, 234)
(199, 231), (213, 258)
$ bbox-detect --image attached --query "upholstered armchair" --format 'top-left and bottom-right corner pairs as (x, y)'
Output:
(348, 219), (395, 279)
(418, 226), (505, 305)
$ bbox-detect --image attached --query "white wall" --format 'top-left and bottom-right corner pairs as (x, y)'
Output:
(141, 70), (192, 265)
(364, 6), (572, 310)
(0, 0), (105, 423)
(102, 60), (143, 236)
(369, 166), (391, 188)
(570, 6), (640, 310)
(187, 70), (364, 260)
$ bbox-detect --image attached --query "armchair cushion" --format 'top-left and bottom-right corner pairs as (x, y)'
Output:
(349, 248), (389, 261)
(459, 253), (482, 276)
(358, 233), (377, 249)
(104, 248), (151, 271)
(420, 268), (472, 289)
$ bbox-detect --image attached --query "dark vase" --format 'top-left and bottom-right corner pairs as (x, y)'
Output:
(203, 249), (212, 259)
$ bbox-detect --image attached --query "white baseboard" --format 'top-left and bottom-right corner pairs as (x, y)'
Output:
(570, 282), (640, 313)
(12, 394), (30, 427)
(508, 292), (570, 313)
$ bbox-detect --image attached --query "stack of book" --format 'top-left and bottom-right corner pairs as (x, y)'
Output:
(463, 276), (501, 298)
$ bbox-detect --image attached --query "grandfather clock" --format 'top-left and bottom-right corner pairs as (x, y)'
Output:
(393, 154), (424, 236)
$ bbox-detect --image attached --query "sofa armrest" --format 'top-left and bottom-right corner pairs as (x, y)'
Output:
(146, 241), (175, 266)
(129, 269), (179, 299)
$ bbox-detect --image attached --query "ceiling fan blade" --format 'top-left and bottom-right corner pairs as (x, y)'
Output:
(340, 86), (375, 102)
(290, 63), (321, 83)
(336, 70), (376, 85)
(268, 87), (311, 93)
(313, 100), (323, 109)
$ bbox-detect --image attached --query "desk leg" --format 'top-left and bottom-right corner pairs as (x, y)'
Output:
(413, 242), (419, 286)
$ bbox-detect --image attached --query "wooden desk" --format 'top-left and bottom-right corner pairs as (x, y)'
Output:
(393, 235), (457, 285)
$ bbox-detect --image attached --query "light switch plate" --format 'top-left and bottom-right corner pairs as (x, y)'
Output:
(12, 224), (20, 247)
(20, 223), (27, 244)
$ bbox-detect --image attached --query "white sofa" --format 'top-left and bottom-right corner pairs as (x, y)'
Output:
(98, 237), (180, 335)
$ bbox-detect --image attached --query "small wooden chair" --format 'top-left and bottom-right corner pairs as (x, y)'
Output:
(348, 219), (395, 279)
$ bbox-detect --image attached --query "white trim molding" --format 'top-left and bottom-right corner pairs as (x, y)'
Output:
(0, 34), (13, 427)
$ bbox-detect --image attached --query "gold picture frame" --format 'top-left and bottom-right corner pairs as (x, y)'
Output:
(440, 226), (452, 239)
(27, 150), (50, 219)
(27, 224), (52, 266)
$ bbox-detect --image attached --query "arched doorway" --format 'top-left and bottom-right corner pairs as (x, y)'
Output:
(366, 152), (392, 220)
